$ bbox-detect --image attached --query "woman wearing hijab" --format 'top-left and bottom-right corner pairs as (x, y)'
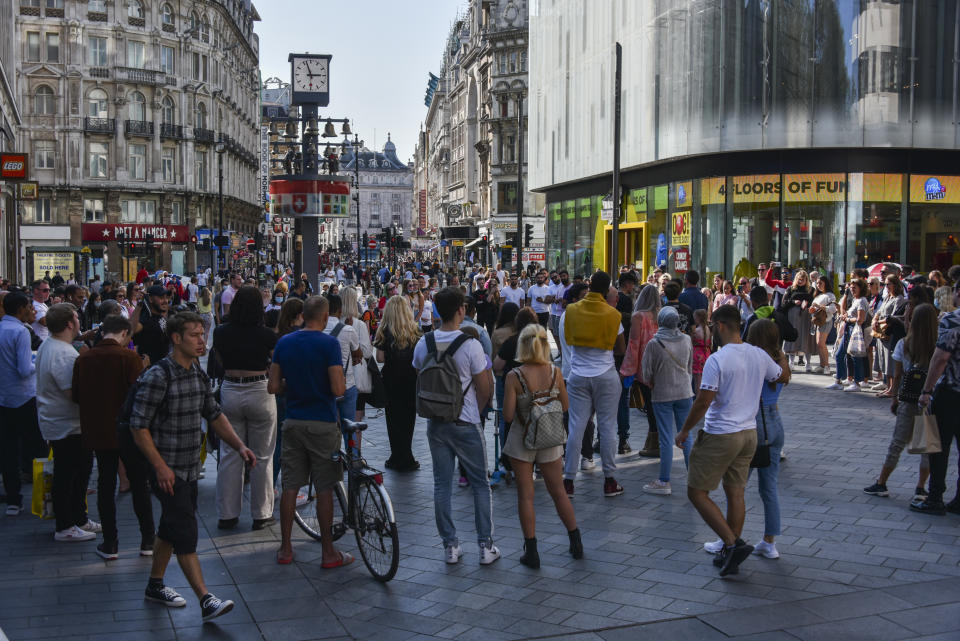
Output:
(620, 284), (662, 458)
(639, 306), (694, 495)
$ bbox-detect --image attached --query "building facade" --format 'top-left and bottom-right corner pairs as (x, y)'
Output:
(415, 0), (545, 265)
(1, 0), (23, 281)
(15, 0), (262, 283)
(531, 0), (960, 280)
(340, 135), (414, 249)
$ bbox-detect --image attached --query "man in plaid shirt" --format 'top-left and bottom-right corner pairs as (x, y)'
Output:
(130, 312), (255, 622)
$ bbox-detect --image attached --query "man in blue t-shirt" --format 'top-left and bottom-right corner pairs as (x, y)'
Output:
(269, 295), (349, 568)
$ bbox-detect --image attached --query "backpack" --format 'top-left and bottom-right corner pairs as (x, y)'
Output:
(416, 333), (473, 422)
(116, 359), (175, 447)
(898, 361), (928, 404)
(516, 366), (566, 450)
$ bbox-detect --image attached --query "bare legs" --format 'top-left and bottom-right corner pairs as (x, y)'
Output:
(687, 484), (745, 546)
(509, 458), (577, 539)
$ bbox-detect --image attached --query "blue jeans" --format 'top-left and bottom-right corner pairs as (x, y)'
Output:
(651, 398), (694, 482)
(426, 420), (494, 547)
(749, 404), (785, 537)
(835, 324), (866, 383)
(336, 385), (359, 449)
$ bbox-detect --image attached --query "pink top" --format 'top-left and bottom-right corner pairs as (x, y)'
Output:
(620, 311), (658, 384)
(712, 293), (738, 310)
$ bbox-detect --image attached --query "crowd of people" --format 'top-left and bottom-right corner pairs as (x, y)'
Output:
(0, 255), (958, 621)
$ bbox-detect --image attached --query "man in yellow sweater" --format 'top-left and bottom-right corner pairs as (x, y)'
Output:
(559, 271), (626, 498)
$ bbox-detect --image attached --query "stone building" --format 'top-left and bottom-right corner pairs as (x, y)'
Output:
(15, 0), (262, 282)
(1, 0), (23, 280)
(340, 135), (414, 248)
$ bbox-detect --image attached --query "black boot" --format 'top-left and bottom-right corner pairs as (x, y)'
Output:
(638, 432), (659, 458)
(568, 528), (583, 560)
(520, 538), (540, 569)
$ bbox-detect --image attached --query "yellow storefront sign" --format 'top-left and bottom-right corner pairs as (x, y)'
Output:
(909, 175), (960, 204)
(701, 174), (848, 205)
(32, 251), (73, 277)
(672, 210), (691, 246)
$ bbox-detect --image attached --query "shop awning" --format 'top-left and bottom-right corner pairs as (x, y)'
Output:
(464, 237), (484, 249)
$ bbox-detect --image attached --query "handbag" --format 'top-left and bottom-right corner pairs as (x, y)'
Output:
(847, 323), (867, 358)
(908, 407), (942, 454)
(810, 306), (828, 327)
(750, 404), (771, 469)
(31, 448), (55, 519)
(364, 357), (388, 408)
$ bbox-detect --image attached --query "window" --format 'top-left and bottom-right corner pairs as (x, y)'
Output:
(161, 96), (175, 125)
(24, 198), (52, 224)
(498, 182), (518, 211)
(27, 32), (40, 62)
(88, 142), (108, 178)
(128, 143), (146, 180)
(89, 0), (106, 11)
(87, 36), (107, 67)
(35, 141), (55, 169)
(521, 51), (527, 72)
(195, 102), (207, 128)
(190, 12), (199, 36)
(87, 88), (108, 118)
(171, 201), (183, 224)
(196, 150), (207, 190)
(34, 85), (56, 115)
(128, 0), (143, 19)
(128, 91), (145, 121)
(127, 41), (145, 68)
(46, 33), (59, 62)
(162, 147), (175, 183)
(200, 18), (210, 43)
(509, 52), (517, 73)
(192, 53), (207, 81)
(498, 53), (507, 75)
(121, 200), (155, 223)
(160, 45), (175, 74)
(504, 134), (515, 163)
(84, 198), (104, 222)
(46, 0), (63, 7)
(161, 3), (174, 26)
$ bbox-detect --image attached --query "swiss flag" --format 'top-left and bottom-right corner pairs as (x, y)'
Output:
(293, 194), (307, 214)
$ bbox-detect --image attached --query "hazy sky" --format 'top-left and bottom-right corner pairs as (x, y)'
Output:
(256, 0), (465, 164)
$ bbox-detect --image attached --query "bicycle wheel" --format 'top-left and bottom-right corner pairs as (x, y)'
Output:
(353, 478), (399, 582)
(294, 480), (348, 542)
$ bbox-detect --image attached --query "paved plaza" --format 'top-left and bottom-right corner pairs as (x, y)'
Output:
(1, 372), (958, 641)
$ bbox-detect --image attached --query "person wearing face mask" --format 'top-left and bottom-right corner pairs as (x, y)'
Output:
(264, 287), (285, 330)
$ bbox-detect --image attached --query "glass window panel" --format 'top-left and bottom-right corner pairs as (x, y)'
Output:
(906, 174), (960, 273)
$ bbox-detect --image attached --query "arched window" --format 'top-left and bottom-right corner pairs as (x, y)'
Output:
(200, 17), (210, 43)
(161, 3), (174, 26)
(34, 85), (56, 115)
(162, 96), (175, 125)
(87, 88), (108, 118)
(190, 12), (200, 37)
(128, 91), (145, 121)
(195, 101), (207, 129)
(128, 0), (143, 19)
(89, 0), (106, 12)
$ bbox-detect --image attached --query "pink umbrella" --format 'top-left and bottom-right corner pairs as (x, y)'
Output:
(867, 262), (900, 279)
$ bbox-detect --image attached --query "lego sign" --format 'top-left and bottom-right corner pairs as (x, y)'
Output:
(0, 153), (28, 180)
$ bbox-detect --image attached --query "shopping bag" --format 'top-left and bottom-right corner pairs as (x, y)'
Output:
(847, 324), (867, 358)
(31, 448), (55, 519)
(908, 408), (942, 454)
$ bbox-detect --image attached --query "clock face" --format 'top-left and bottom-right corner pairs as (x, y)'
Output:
(292, 57), (328, 93)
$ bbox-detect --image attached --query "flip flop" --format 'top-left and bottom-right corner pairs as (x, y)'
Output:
(277, 550), (294, 565)
(321, 551), (355, 569)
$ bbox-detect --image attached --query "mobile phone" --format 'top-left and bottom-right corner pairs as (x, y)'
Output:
(737, 285), (743, 293)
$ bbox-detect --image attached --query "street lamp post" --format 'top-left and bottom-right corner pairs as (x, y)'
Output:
(215, 137), (226, 275)
(515, 90), (524, 274)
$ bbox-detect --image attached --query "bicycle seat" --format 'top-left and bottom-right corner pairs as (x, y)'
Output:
(343, 419), (368, 432)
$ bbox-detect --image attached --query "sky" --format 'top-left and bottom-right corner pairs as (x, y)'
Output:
(255, 0), (466, 164)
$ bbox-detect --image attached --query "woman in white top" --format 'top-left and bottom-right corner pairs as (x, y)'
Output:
(828, 278), (869, 391)
(809, 275), (837, 374)
(341, 286), (374, 421)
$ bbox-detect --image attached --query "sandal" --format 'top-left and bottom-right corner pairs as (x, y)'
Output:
(277, 550), (294, 565)
(321, 550), (355, 569)
(876, 391), (893, 398)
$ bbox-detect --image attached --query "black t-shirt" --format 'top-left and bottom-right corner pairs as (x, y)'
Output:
(133, 306), (169, 364)
(666, 301), (695, 335)
(213, 323), (278, 370)
(497, 334), (523, 377)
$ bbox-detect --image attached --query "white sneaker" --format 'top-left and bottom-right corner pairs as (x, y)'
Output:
(703, 538), (724, 554)
(823, 367), (833, 376)
(478, 542), (501, 565)
(54, 525), (96, 542)
(642, 480), (672, 495)
(843, 382), (861, 392)
(825, 381), (844, 390)
(5, 505), (22, 516)
(580, 457), (595, 471)
(444, 543), (463, 564)
(804, 363), (813, 373)
(754, 540), (780, 559)
(812, 366), (824, 374)
(870, 382), (887, 391)
(79, 519), (102, 533)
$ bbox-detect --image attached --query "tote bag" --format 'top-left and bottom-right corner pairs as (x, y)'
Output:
(908, 408), (942, 455)
(847, 324), (867, 358)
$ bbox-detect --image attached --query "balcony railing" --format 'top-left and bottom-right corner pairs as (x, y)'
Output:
(162, 23), (176, 33)
(124, 120), (154, 137)
(46, 7), (63, 17)
(128, 17), (145, 27)
(20, 6), (40, 16)
(88, 11), (107, 21)
(89, 67), (110, 79)
(115, 67), (175, 87)
(84, 117), (115, 134)
(194, 127), (214, 143)
(160, 123), (183, 140)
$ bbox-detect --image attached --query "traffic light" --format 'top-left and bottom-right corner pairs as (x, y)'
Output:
(524, 223), (533, 246)
(362, 231), (369, 248)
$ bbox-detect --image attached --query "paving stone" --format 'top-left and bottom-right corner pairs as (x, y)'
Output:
(788, 615), (917, 641)
(881, 602), (960, 635)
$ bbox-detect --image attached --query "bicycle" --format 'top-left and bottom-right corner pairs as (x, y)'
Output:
(293, 418), (400, 582)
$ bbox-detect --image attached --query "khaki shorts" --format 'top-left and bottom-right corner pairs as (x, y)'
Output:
(687, 429), (757, 491)
(281, 419), (343, 492)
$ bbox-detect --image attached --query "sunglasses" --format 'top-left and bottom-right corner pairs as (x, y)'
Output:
(38, 288), (50, 292)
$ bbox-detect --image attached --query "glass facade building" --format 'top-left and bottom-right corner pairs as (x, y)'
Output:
(530, 1), (960, 279)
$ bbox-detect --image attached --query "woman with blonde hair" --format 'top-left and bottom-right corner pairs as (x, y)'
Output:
(374, 296), (422, 471)
(342, 286), (374, 420)
(502, 323), (581, 569)
(781, 269), (815, 370)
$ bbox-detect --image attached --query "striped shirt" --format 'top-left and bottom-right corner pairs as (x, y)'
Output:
(129, 357), (221, 481)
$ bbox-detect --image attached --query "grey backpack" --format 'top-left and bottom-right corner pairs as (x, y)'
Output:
(416, 333), (473, 422)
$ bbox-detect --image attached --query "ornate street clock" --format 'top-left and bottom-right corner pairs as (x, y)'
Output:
(288, 53), (331, 106)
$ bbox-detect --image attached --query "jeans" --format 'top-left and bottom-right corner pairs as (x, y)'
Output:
(217, 380), (277, 521)
(929, 385), (960, 503)
(426, 420), (493, 547)
(749, 404), (785, 537)
(0, 399), (45, 506)
(50, 435), (93, 533)
(835, 324), (866, 383)
(651, 398), (694, 482)
(336, 385), (359, 449)
(617, 383), (630, 441)
(564, 367), (621, 479)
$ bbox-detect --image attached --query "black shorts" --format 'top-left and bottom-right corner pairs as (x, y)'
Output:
(153, 477), (199, 555)
(537, 312), (550, 327)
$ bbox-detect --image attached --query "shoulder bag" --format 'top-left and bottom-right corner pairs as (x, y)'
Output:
(750, 402), (771, 468)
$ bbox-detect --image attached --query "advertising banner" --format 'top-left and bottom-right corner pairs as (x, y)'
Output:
(672, 210), (691, 246)
(82, 223), (188, 242)
(0, 153), (28, 180)
(909, 175), (960, 204)
(32, 251), (74, 276)
(701, 174), (848, 205)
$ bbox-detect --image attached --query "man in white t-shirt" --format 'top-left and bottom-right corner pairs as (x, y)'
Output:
(31, 280), (51, 342)
(549, 270), (570, 356)
(220, 273), (242, 319)
(323, 294), (362, 433)
(35, 303), (98, 542)
(412, 287), (497, 566)
(186, 276), (199, 305)
(676, 304), (788, 577)
(527, 272), (553, 328)
(501, 275), (526, 308)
